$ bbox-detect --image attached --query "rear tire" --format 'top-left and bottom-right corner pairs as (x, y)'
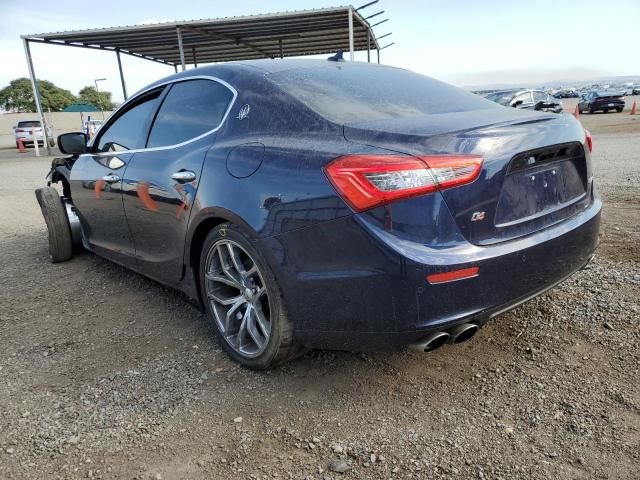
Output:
(616, 108), (623, 113)
(34, 187), (73, 263)
(199, 223), (306, 369)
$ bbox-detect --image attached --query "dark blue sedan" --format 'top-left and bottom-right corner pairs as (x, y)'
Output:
(38, 59), (601, 368)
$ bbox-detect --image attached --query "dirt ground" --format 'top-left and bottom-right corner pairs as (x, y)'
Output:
(0, 109), (638, 480)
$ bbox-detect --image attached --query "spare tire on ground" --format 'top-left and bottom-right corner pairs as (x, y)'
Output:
(35, 187), (73, 263)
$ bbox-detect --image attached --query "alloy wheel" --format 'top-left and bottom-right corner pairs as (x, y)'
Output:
(204, 239), (271, 357)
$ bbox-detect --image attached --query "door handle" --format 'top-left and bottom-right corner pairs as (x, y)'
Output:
(171, 170), (196, 183)
(102, 174), (120, 184)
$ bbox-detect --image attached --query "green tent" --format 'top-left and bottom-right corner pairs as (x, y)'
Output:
(63, 102), (99, 112)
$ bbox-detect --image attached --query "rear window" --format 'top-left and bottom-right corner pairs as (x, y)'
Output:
(596, 91), (622, 98)
(269, 64), (497, 124)
(17, 121), (41, 128)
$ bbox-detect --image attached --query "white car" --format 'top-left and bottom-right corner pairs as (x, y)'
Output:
(13, 120), (54, 148)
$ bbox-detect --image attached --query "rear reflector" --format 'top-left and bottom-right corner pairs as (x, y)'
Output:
(324, 154), (483, 212)
(584, 129), (593, 152)
(427, 267), (479, 285)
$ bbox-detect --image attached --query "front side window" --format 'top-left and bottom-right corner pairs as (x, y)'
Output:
(147, 79), (235, 148)
(95, 90), (162, 152)
(532, 91), (547, 103)
(513, 92), (533, 105)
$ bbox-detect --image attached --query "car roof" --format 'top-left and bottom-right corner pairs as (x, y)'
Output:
(139, 58), (403, 96)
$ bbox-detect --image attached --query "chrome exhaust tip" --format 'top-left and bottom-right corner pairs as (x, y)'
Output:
(409, 331), (450, 353)
(448, 323), (479, 344)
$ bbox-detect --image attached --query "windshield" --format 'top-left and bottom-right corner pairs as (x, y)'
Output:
(485, 91), (516, 106)
(269, 64), (497, 124)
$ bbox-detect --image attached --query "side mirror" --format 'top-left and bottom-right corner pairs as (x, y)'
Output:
(58, 132), (88, 155)
(533, 100), (554, 110)
(512, 100), (523, 107)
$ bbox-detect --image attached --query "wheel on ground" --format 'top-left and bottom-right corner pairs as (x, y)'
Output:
(34, 187), (73, 263)
(199, 224), (305, 369)
(616, 108), (623, 113)
(589, 108), (595, 114)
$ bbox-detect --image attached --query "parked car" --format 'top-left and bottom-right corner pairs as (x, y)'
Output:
(578, 91), (625, 113)
(484, 89), (563, 113)
(36, 60), (600, 368)
(13, 120), (54, 148)
(631, 87), (640, 95)
(553, 90), (579, 99)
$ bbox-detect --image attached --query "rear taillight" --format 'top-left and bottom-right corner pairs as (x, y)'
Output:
(15, 129), (25, 133)
(584, 129), (593, 152)
(324, 154), (483, 212)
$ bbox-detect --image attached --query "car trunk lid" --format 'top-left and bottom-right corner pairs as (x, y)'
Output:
(343, 109), (591, 245)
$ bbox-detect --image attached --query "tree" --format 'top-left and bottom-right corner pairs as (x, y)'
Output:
(78, 86), (116, 111)
(0, 78), (76, 112)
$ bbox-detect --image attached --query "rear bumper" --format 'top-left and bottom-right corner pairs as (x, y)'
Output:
(591, 103), (624, 110)
(261, 193), (601, 351)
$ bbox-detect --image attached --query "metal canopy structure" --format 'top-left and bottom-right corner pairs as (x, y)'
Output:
(21, 3), (393, 154)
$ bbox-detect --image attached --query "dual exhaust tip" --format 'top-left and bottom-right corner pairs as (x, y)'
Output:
(410, 323), (479, 353)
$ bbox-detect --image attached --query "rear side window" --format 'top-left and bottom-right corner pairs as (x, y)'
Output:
(96, 90), (162, 152)
(17, 121), (41, 128)
(147, 79), (234, 148)
(268, 64), (497, 124)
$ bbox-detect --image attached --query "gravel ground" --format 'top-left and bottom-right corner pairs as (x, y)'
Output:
(0, 116), (638, 479)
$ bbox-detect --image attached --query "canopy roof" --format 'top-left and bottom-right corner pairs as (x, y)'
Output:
(63, 102), (99, 112)
(21, 6), (381, 67)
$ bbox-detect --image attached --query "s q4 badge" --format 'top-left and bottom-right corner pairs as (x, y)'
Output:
(471, 211), (486, 222)
(237, 104), (250, 120)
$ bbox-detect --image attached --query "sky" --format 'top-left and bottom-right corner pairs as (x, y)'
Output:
(0, 0), (638, 103)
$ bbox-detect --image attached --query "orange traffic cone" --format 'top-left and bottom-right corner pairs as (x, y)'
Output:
(17, 139), (26, 153)
(630, 101), (637, 115)
(573, 104), (580, 119)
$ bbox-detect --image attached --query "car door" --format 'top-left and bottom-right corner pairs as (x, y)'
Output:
(121, 78), (236, 283)
(70, 88), (165, 264)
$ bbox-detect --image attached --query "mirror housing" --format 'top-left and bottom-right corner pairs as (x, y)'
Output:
(512, 99), (523, 107)
(58, 132), (88, 155)
(534, 101), (559, 111)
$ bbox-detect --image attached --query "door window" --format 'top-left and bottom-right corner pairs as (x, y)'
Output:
(532, 91), (548, 103)
(95, 89), (163, 152)
(513, 91), (533, 105)
(146, 79), (235, 148)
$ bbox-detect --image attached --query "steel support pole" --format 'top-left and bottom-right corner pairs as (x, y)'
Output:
(176, 27), (186, 71)
(192, 47), (198, 68)
(174, 64), (178, 73)
(116, 49), (127, 100)
(23, 39), (51, 155)
(377, 47), (380, 64)
(279, 39), (284, 59)
(348, 7), (354, 61)
(367, 31), (371, 63)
